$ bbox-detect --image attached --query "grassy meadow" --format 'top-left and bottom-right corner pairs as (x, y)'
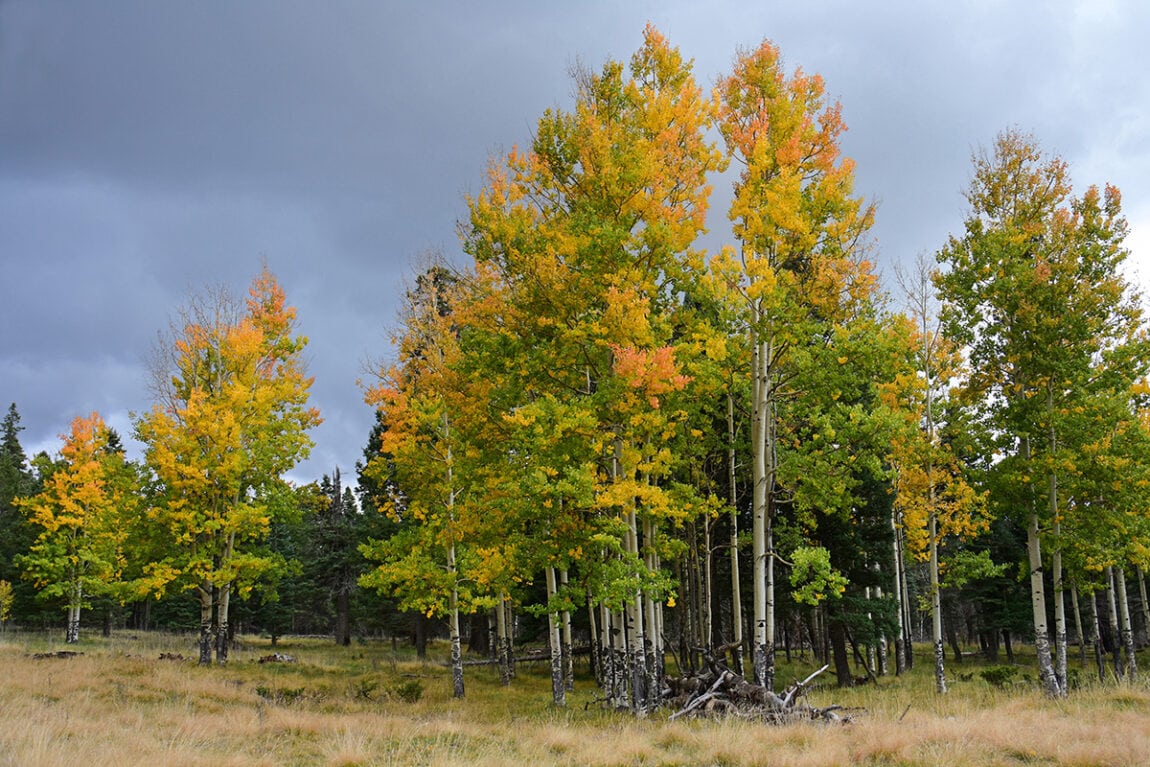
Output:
(1, 630), (1149, 767)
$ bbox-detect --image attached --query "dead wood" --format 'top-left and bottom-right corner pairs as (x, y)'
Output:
(665, 662), (853, 724)
(31, 651), (83, 659)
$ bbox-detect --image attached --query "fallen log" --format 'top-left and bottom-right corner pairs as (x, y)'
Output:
(666, 662), (854, 724)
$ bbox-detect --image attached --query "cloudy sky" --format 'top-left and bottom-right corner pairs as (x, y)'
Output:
(3, 1), (1149, 483)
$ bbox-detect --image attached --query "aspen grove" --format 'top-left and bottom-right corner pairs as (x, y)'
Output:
(4, 27), (1150, 712)
(357, 27), (1150, 705)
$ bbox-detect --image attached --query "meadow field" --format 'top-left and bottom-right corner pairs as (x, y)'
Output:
(1, 631), (1149, 767)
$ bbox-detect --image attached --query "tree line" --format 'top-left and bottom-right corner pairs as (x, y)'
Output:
(2, 27), (1148, 709)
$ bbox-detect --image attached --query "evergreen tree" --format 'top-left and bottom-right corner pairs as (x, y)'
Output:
(0, 404), (42, 624)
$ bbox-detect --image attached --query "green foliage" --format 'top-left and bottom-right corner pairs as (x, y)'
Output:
(789, 546), (847, 605)
(392, 678), (424, 703)
(979, 665), (1020, 688)
(0, 579), (12, 623)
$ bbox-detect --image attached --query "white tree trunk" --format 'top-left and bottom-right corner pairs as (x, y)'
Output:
(891, 506), (907, 675)
(1027, 506), (1061, 697)
(930, 507), (946, 694)
(727, 391), (744, 677)
(198, 583), (214, 665)
(560, 569), (573, 691)
(448, 542), (464, 699)
(1115, 565), (1138, 681)
(1088, 589), (1106, 683)
(1106, 567), (1123, 678)
(751, 325), (771, 688)
(545, 566), (565, 707)
(642, 517), (661, 707)
(1050, 477), (1066, 692)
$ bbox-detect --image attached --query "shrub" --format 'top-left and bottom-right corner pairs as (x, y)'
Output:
(980, 665), (1020, 688)
(392, 679), (423, 703)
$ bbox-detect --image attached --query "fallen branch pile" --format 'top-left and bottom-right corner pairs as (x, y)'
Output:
(666, 663), (852, 724)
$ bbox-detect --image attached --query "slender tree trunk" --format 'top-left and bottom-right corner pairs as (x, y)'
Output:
(930, 508), (946, 693)
(560, 569), (573, 692)
(65, 578), (81, 644)
(1106, 567), (1123, 679)
(751, 321), (775, 690)
(198, 582), (214, 665)
(702, 514), (713, 655)
(545, 567), (565, 707)
(587, 594), (600, 686)
(765, 512), (776, 692)
(1027, 509), (1060, 696)
(727, 391), (744, 677)
(1024, 437), (1061, 698)
(1115, 565), (1137, 681)
(1137, 567), (1150, 647)
(216, 580), (232, 665)
(829, 619), (853, 688)
(442, 412), (464, 698)
(625, 509), (647, 714)
(1070, 583), (1085, 668)
(642, 517), (661, 708)
(1051, 505), (1067, 692)
(609, 607), (626, 709)
(900, 531), (915, 670)
(891, 507), (907, 675)
(1089, 590), (1106, 683)
(497, 593), (512, 686)
(449, 599), (464, 699)
(447, 541), (464, 698)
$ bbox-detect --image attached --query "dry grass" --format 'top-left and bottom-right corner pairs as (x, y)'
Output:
(1, 631), (1149, 766)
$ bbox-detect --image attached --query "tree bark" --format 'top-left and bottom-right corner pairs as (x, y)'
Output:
(1137, 567), (1150, 647)
(643, 517), (662, 708)
(545, 566), (565, 707)
(1106, 567), (1123, 679)
(1027, 509), (1060, 696)
(1070, 583), (1085, 668)
(560, 569), (573, 692)
(1089, 589), (1106, 683)
(449, 598), (464, 698)
(198, 583), (214, 665)
(1051, 503), (1067, 691)
(751, 323), (775, 690)
(496, 593), (512, 686)
(216, 581), (231, 665)
(829, 620), (853, 688)
(65, 578), (82, 644)
(1115, 565), (1137, 681)
(930, 506), (946, 693)
(1024, 435), (1061, 698)
(891, 507), (907, 675)
(727, 390), (745, 678)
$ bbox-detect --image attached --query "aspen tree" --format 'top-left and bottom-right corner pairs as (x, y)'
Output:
(463, 26), (721, 711)
(892, 255), (986, 694)
(17, 413), (137, 643)
(714, 40), (874, 689)
(136, 267), (318, 664)
(937, 130), (1147, 697)
(360, 265), (474, 698)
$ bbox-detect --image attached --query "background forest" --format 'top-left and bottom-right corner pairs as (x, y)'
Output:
(3, 28), (1149, 715)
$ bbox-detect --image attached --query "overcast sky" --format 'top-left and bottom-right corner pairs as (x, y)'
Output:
(3, 1), (1149, 484)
